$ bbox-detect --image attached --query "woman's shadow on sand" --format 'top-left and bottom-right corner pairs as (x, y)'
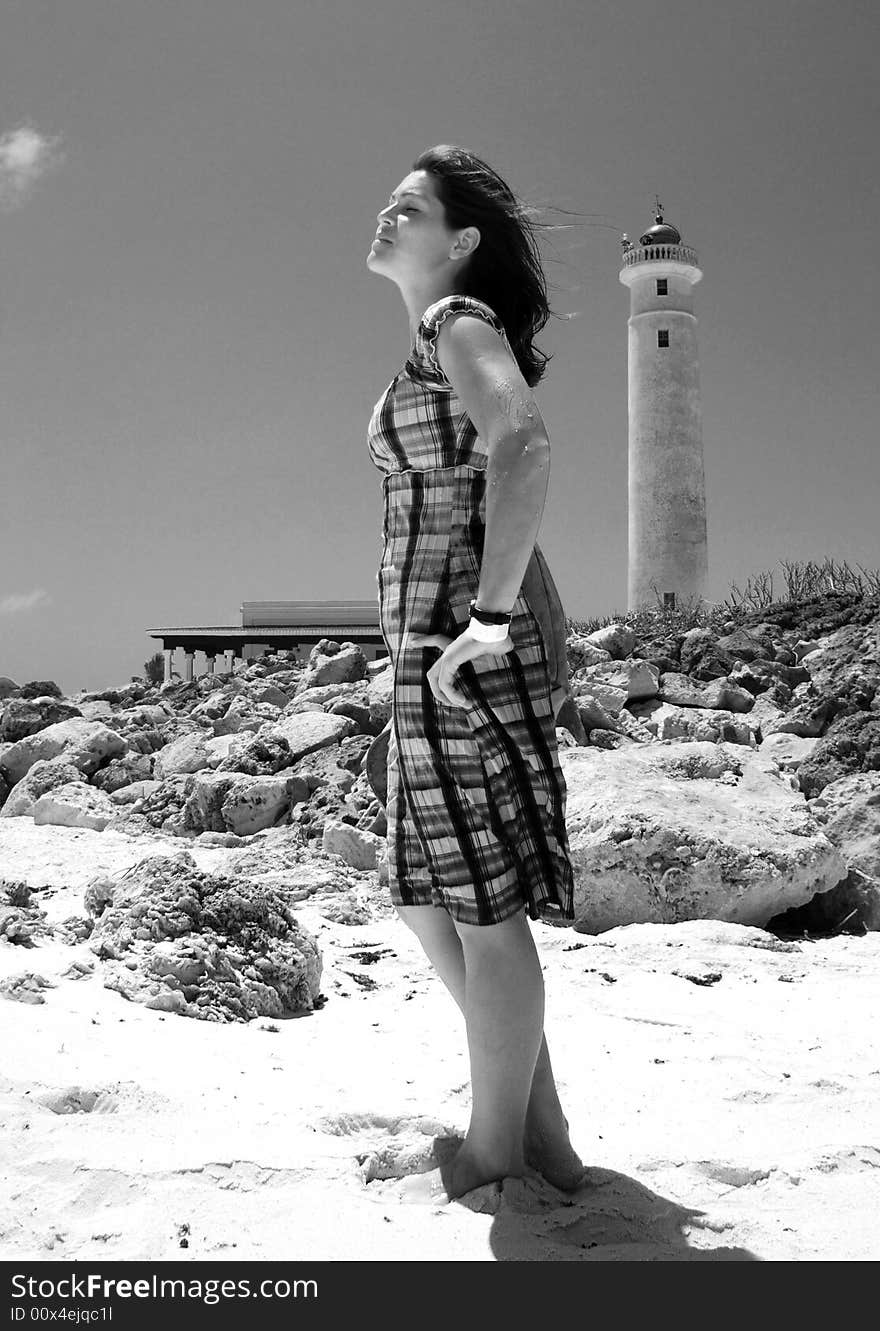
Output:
(436, 1143), (760, 1261)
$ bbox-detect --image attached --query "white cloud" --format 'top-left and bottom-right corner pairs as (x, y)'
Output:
(0, 125), (61, 211)
(0, 589), (51, 615)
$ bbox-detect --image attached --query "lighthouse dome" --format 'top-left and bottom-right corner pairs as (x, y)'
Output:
(639, 219), (682, 246)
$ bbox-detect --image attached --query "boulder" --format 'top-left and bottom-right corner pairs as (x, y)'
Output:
(364, 724), (391, 805)
(32, 782), (116, 832)
(575, 696), (625, 735)
(0, 718), (127, 785)
(212, 696), (282, 736)
(220, 774), (310, 837)
(0, 677), (19, 700)
(571, 677), (628, 717)
(581, 623), (637, 659)
(561, 740), (846, 933)
(153, 732), (215, 779)
(91, 753), (155, 793)
(566, 637), (613, 671)
(807, 771), (880, 880)
(261, 711), (357, 763)
(88, 851), (322, 1021)
(182, 771), (239, 834)
(297, 639), (369, 690)
(658, 672), (754, 713)
(0, 697), (82, 743)
(366, 667), (394, 730)
(576, 658), (660, 702)
(762, 694), (838, 738)
(759, 733), (820, 772)
(628, 701), (754, 746)
(216, 733), (294, 776)
(109, 780), (162, 806)
(0, 757), (82, 818)
(797, 712), (880, 797)
(322, 820), (385, 870)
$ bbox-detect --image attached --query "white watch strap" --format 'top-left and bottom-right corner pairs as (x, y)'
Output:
(466, 616), (509, 643)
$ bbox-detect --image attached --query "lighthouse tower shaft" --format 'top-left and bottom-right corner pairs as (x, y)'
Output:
(619, 235), (708, 612)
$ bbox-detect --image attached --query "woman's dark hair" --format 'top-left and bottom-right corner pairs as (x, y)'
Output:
(412, 144), (552, 387)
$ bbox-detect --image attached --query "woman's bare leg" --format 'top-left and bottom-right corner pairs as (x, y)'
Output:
(396, 904), (585, 1193)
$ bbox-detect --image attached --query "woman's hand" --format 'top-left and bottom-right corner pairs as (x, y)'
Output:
(409, 629), (514, 709)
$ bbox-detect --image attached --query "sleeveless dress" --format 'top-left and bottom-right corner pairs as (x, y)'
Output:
(367, 294), (575, 926)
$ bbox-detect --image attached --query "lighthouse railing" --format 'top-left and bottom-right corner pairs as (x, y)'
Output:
(621, 244), (700, 268)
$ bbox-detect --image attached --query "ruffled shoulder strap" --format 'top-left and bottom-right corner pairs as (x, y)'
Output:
(406, 295), (507, 390)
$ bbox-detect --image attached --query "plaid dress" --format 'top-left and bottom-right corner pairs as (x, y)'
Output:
(368, 294), (575, 926)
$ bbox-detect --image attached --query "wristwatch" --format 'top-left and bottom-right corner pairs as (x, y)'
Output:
(468, 599), (512, 625)
(467, 598), (512, 643)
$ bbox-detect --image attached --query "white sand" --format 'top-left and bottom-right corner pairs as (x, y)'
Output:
(1, 819), (878, 1262)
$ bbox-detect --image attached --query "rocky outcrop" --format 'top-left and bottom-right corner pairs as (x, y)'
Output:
(0, 697), (82, 743)
(32, 782), (117, 831)
(0, 719), (126, 785)
(297, 639), (369, 691)
(561, 741), (846, 933)
(0, 757), (82, 818)
(88, 851), (322, 1021)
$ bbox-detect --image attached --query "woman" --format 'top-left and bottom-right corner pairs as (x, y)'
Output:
(366, 145), (583, 1201)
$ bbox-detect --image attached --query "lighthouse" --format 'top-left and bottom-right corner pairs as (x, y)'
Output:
(619, 205), (708, 612)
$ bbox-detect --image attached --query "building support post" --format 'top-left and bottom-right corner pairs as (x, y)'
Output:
(183, 651), (194, 683)
(163, 648), (173, 685)
(223, 649), (234, 674)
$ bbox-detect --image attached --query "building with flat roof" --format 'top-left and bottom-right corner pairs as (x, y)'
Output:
(148, 600), (387, 683)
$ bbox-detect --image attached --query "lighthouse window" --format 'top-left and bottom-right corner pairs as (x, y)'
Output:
(656, 279), (668, 295)
(657, 329), (669, 347)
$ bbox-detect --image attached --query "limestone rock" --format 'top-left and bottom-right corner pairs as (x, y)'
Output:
(364, 724), (390, 806)
(91, 753), (155, 793)
(797, 712), (880, 797)
(658, 672), (753, 713)
(182, 771), (239, 834)
(366, 667), (394, 730)
(0, 757), (82, 818)
(0, 718), (127, 785)
(582, 623), (637, 659)
(808, 772), (880, 880)
(576, 696), (625, 735)
(759, 733), (820, 772)
(212, 696), (282, 736)
(298, 639), (368, 690)
(577, 658), (659, 702)
(153, 732), (215, 779)
(220, 774), (310, 837)
(216, 733), (294, 776)
(109, 780), (162, 806)
(89, 851), (322, 1021)
(571, 676), (628, 717)
(32, 781), (116, 831)
(0, 697), (82, 744)
(322, 819), (384, 870)
(566, 636), (613, 671)
(561, 740), (846, 933)
(762, 695), (838, 738)
(0, 677), (19, 700)
(327, 697), (372, 732)
(629, 701), (754, 746)
(261, 710), (357, 763)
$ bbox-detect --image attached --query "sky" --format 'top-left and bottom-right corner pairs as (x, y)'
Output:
(1, 0), (878, 695)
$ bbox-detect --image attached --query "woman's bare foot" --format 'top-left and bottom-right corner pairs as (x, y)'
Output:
(441, 1140), (525, 1201)
(524, 1111), (587, 1191)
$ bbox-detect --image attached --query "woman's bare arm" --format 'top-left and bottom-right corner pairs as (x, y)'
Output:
(435, 314), (550, 615)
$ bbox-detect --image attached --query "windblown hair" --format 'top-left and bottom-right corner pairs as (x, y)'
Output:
(412, 144), (552, 387)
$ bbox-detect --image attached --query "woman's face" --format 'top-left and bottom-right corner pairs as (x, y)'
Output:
(367, 169), (471, 281)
